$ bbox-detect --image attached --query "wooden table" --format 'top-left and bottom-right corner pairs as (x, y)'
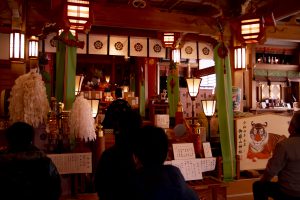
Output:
(188, 176), (227, 200)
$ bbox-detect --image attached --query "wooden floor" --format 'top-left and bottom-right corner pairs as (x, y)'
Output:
(227, 178), (259, 200)
(61, 178), (259, 200)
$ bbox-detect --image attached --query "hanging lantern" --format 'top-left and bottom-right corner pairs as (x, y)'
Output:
(161, 32), (180, 49)
(75, 74), (84, 96)
(10, 30), (25, 62)
(163, 32), (175, 48)
(239, 16), (264, 44)
(28, 36), (39, 59)
(172, 49), (181, 63)
(65, 0), (91, 31)
(234, 46), (246, 69)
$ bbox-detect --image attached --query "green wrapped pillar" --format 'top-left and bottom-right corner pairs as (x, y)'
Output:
(55, 31), (77, 110)
(214, 42), (236, 181)
(167, 62), (179, 125)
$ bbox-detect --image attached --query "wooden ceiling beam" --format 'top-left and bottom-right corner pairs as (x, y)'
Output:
(92, 4), (219, 35)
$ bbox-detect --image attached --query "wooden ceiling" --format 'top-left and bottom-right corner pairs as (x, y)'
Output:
(0, 0), (299, 40)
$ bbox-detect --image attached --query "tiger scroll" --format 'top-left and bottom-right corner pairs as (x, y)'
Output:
(235, 113), (291, 170)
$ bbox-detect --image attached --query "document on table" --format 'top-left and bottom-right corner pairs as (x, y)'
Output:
(202, 142), (213, 158)
(171, 159), (203, 181)
(48, 152), (92, 174)
(164, 157), (216, 181)
(172, 143), (196, 160)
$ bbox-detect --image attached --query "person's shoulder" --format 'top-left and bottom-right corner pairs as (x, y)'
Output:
(280, 136), (300, 146)
(100, 146), (119, 159)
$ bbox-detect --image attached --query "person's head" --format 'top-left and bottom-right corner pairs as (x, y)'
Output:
(114, 109), (142, 146)
(288, 111), (300, 136)
(115, 87), (123, 99)
(5, 122), (34, 149)
(134, 125), (168, 167)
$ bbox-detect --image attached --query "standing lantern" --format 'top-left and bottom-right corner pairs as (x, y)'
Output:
(201, 99), (216, 141)
(186, 77), (202, 127)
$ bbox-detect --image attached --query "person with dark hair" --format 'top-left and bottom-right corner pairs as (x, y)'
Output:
(95, 109), (142, 200)
(253, 111), (300, 200)
(133, 125), (199, 200)
(0, 121), (61, 200)
(102, 87), (132, 130)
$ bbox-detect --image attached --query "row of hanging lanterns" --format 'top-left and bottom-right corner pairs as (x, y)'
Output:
(10, 0), (91, 63)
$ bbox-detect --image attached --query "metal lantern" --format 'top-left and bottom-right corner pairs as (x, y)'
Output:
(201, 99), (216, 141)
(10, 30), (25, 62)
(186, 77), (202, 126)
(186, 77), (201, 100)
(201, 100), (216, 117)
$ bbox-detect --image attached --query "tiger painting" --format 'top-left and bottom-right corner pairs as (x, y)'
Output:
(247, 121), (286, 162)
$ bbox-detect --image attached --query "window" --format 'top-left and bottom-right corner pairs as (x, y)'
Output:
(200, 74), (216, 89)
(199, 59), (216, 89)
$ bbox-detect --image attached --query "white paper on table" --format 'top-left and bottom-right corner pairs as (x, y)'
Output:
(154, 114), (169, 129)
(202, 142), (213, 158)
(200, 157), (216, 172)
(172, 143), (196, 160)
(48, 152), (92, 174)
(171, 159), (203, 181)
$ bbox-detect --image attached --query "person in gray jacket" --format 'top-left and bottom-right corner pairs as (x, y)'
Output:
(253, 111), (300, 200)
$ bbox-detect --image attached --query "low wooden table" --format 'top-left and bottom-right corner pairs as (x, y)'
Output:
(188, 176), (227, 200)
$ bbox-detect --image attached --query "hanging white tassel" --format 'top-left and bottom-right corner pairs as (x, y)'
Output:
(69, 95), (96, 141)
(9, 72), (50, 128)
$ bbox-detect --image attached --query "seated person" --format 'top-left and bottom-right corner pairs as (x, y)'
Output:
(252, 111), (300, 200)
(95, 110), (142, 200)
(133, 125), (199, 200)
(102, 87), (132, 130)
(0, 122), (61, 200)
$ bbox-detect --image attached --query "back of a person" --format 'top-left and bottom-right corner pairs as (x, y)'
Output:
(95, 145), (137, 200)
(0, 152), (60, 200)
(277, 137), (300, 197)
(136, 165), (195, 200)
(102, 96), (132, 129)
(0, 121), (61, 200)
(95, 110), (142, 200)
(133, 125), (199, 200)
